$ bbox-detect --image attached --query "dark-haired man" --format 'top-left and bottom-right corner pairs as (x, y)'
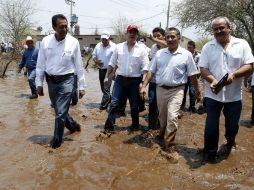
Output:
(140, 27), (201, 162)
(36, 14), (86, 148)
(104, 25), (149, 133)
(181, 40), (200, 112)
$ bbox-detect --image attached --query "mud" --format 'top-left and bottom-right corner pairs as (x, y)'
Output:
(0, 68), (253, 190)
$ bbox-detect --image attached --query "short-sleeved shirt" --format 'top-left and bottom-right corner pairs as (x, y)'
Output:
(198, 36), (254, 102)
(147, 44), (160, 83)
(109, 41), (149, 77)
(150, 46), (199, 86)
(92, 41), (116, 69)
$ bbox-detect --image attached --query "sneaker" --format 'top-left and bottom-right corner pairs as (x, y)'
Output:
(29, 94), (38, 99)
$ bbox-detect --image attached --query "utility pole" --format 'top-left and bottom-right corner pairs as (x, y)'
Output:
(166, 0), (171, 29)
(65, 0), (76, 34)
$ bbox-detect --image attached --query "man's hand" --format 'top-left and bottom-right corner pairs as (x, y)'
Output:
(225, 72), (235, 85)
(37, 86), (44, 96)
(210, 79), (218, 94)
(104, 77), (109, 86)
(94, 59), (103, 67)
(195, 90), (202, 103)
(79, 90), (86, 99)
(139, 86), (146, 100)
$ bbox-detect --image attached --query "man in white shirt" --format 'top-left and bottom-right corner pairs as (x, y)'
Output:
(92, 31), (116, 110)
(140, 27), (201, 162)
(104, 25), (149, 133)
(36, 14), (86, 149)
(199, 16), (254, 163)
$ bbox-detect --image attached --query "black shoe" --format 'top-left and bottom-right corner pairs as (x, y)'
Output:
(51, 139), (62, 149)
(127, 125), (139, 134)
(188, 107), (196, 113)
(202, 152), (217, 164)
(104, 119), (114, 132)
(71, 101), (78, 106)
(75, 123), (81, 132)
(29, 94), (38, 99)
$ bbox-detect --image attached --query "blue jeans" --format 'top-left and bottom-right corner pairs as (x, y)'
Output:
(47, 75), (77, 143)
(181, 77), (196, 109)
(99, 69), (112, 108)
(204, 97), (242, 155)
(27, 69), (37, 95)
(148, 82), (159, 129)
(71, 75), (78, 104)
(251, 86), (254, 122)
(105, 75), (142, 129)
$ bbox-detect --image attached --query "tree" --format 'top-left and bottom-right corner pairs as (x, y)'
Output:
(0, 0), (34, 77)
(111, 15), (133, 43)
(174, 0), (254, 51)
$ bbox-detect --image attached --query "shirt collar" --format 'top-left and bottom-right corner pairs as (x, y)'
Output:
(210, 35), (240, 46)
(164, 45), (183, 55)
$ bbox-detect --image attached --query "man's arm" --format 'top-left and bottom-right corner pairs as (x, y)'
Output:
(104, 65), (114, 86)
(148, 34), (167, 48)
(227, 63), (253, 85)
(190, 74), (202, 102)
(200, 67), (218, 93)
(18, 51), (26, 72)
(140, 71), (154, 98)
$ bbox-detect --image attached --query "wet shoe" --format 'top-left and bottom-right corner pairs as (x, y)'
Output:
(127, 125), (139, 134)
(71, 101), (78, 106)
(160, 147), (179, 164)
(51, 139), (62, 149)
(202, 152), (217, 164)
(29, 94), (38, 99)
(104, 119), (114, 132)
(75, 123), (81, 132)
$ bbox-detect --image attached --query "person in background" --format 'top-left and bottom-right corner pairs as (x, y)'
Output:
(18, 36), (39, 99)
(92, 31), (116, 110)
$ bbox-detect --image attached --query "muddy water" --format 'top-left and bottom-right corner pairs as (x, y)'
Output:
(0, 69), (253, 190)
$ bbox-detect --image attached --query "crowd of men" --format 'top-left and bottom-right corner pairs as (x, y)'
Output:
(18, 14), (254, 164)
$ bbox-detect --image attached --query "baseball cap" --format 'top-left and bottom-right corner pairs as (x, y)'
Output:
(101, 31), (110, 39)
(127, 25), (139, 33)
(26, 36), (33, 42)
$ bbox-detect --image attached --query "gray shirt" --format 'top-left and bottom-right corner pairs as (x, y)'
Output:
(150, 46), (199, 86)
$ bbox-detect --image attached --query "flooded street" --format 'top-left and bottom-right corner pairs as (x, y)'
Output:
(0, 69), (254, 190)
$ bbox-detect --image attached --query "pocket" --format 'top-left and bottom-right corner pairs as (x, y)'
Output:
(62, 52), (72, 65)
(173, 63), (186, 80)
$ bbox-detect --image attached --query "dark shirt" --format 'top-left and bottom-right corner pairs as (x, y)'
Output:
(19, 47), (39, 70)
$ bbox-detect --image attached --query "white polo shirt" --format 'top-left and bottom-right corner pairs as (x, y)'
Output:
(150, 46), (199, 86)
(198, 36), (254, 102)
(92, 41), (116, 69)
(109, 41), (149, 77)
(36, 34), (86, 90)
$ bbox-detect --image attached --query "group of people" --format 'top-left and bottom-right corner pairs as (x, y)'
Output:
(19, 14), (254, 164)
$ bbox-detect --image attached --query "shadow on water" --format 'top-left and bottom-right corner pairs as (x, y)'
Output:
(240, 119), (253, 128)
(85, 102), (101, 109)
(15, 93), (30, 98)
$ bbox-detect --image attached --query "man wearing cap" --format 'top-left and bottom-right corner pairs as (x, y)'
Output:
(92, 31), (116, 110)
(18, 36), (39, 99)
(140, 27), (201, 162)
(36, 14), (86, 149)
(103, 25), (149, 132)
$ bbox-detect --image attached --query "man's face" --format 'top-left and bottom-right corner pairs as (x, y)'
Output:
(101, 38), (109, 47)
(153, 32), (164, 40)
(212, 19), (230, 43)
(53, 18), (68, 39)
(26, 40), (34, 49)
(127, 29), (139, 43)
(187, 44), (195, 54)
(165, 30), (179, 51)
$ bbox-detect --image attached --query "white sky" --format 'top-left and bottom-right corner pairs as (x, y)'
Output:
(32, 0), (202, 41)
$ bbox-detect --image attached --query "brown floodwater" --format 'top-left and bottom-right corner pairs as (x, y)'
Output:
(0, 68), (253, 190)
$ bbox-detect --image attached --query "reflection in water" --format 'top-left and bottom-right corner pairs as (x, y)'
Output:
(0, 70), (254, 189)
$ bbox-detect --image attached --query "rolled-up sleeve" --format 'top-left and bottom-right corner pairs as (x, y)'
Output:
(35, 41), (46, 87)
(198, 45), (209, 69)
(74, 41), (86, 90)
(108, 47), (118, 68)
(141, 49), (149, 72)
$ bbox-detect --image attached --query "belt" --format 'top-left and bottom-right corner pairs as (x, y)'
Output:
(45, 72), (74, 81)
(118, 75), (141, 80)
(160, 84), (184, 89)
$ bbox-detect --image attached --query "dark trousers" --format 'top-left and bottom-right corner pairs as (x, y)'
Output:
(27, 69), (37, 95)
(251, 86), (254, 122)
(181, 77), (196, 109)
(47, 75), (77, 143)
(71, 75), (78, 104)
(105, 75), (142, 129)
(148, 82), (159, 129)
(204, 97), (242, 156)
(99, 69), (112, 108)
